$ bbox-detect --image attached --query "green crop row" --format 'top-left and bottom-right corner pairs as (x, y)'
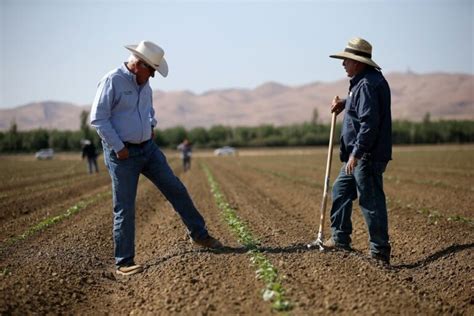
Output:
(202, 164), (292, 312)
(245, 165), (473, 228)
(0, 191), (111, 253)
(389, 199), (474, 227)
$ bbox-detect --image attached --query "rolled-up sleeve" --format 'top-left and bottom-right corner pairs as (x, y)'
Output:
(90, 77), (124, 152)
(352, 83), (380, 159)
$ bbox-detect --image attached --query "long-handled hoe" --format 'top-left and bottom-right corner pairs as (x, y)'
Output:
(307, 102), (338, 251)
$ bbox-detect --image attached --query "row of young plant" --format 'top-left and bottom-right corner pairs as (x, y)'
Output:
(0, 191), (111, 253)
(202, 164), (292, 312)
(387, 198), (474, 227)
(2, 119), (474, 153)
(244, 164), (474, 227)
(0, 170), (93, 200)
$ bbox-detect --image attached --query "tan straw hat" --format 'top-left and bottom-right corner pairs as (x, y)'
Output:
(330, 37), (380, 69)
(125, 40), (169, 77)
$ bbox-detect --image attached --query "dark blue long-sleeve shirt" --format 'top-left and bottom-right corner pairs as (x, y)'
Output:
(340, 67), (392, 162)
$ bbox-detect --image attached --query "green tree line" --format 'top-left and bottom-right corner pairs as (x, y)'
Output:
(1, 119), (473, 153)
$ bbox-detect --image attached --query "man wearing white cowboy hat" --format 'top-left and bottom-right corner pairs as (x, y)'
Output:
(90, 40), (222, 276)
(323, 37), (392, 265)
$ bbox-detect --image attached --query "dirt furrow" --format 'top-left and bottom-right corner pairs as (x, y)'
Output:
(0, 174), (110, 220)
(0, 159), (274, 315)
(74, 163), (272, 315)
(0, 180), (111, 244)
(238, 158), (474, 220)
(203, 156), (473, 314)
(0, 158), (87, 191)
(1, 148), (472, 315)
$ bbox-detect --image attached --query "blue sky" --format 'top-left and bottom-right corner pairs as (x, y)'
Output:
(0, 0), (473, 109)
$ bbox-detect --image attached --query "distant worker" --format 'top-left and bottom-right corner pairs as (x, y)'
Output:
(177, 139), (192, 172)
(81, 139), (99, 174)
(324, 37), (392, 265)
(90, 40), (222, 276)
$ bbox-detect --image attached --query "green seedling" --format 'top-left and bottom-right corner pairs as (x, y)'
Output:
(203, 164), (292, 312)
(1, 267), (11, 276)
(447, 215), (474, 227)
(0, 191), (111, 252)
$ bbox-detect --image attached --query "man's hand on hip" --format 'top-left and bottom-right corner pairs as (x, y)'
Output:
(345, 155), (358, 175)
(116, 147), (129, 160)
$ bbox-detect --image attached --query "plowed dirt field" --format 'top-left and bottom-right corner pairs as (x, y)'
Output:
(1, 145), (473, 315)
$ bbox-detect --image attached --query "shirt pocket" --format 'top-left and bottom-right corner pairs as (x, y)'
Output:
(116, 90), (138, 110)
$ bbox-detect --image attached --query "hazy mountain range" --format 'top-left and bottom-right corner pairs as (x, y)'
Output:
(1, 72), (473, 131)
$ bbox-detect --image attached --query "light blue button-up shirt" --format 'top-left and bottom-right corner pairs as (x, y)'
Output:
(90, 63), (157, 152)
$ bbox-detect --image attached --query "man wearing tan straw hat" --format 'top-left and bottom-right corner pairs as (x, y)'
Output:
(323, 37), (392, 265)
(90, 40), (222, 276)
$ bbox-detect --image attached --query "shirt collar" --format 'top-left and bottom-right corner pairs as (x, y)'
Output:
(119, 63), (150, 89)
(350, 68), (367, 87)
(119, 63), (137, 84)
(350, 66), (373, 88)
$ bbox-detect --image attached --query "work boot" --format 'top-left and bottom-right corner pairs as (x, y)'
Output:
(322, 238), (352, 251)
(116, 262), (143, 276)
(192, 235), (223, 249)
(370, 252), (390, 266)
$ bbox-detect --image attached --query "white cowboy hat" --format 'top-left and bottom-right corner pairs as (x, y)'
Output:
(330, 37), (380, 69)
(125, 40), (169, 77)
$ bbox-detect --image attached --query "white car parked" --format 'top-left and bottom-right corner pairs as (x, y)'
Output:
(35, 148), (54, 160)
(214, 146), (237, 156)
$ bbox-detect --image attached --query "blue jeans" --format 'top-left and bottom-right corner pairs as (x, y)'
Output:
(329, 160), (391, 257)
(103, 140), (209, 266)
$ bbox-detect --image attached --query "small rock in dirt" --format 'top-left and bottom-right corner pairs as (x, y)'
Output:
(327, 303), (339, 311)
(206, 303), (216, 311)
(134, 298), (145, 307)
(102, 271), (116, 281)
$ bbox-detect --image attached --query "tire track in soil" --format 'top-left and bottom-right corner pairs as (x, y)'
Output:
(204, 157), (473, 314)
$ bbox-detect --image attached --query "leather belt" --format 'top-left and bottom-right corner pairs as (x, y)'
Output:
(124, 139), (151, 148)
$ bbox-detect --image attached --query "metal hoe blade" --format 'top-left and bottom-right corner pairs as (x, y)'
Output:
(307, 232), (325, 251)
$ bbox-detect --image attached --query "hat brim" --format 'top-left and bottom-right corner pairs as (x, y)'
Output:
(330, 51), (380, 69)
(125, 45), (168, 77)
